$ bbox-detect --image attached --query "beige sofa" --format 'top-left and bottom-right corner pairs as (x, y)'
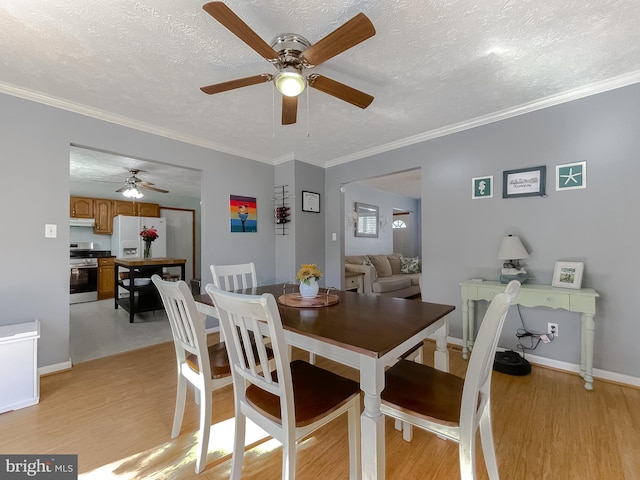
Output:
(344, 253), (421, 298)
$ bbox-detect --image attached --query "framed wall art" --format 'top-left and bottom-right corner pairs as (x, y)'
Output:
(503, 165), (546, 198)
(302, 191), (320, 212)
(230, 195), (257, 233)
(472, 175), (493, 199)
(552, 261), (584, 289)
(556, 161), (586, 191)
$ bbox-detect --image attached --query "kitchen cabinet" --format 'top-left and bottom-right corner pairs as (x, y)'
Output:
(98, 257), (115, 300)
(136, 202), (160, 217)
(112, 200), (160, 218)
(70, 196), (94, 218)
(112, 200), (137, 217)
(93, 198), (113, 234)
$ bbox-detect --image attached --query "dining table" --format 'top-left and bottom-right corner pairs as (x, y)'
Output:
(195, 284), (455, 480)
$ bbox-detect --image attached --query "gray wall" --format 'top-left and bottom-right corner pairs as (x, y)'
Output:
(343, 182), (420, 257)
(294, 161), (326, 285)
(326, 83), (640, 378)
(0, 93), (276, 368)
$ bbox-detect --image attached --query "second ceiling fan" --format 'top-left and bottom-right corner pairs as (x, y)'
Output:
(200, 2), (376, 125)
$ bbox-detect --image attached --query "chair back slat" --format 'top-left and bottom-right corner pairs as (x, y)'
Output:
(210, 263), (258, 292)
(152, 275), (210, 376)
(461, 281), (520, 423)
(206, 285), (294, 415)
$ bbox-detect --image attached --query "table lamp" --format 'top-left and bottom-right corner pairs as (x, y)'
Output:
(497, 234), (530, 284)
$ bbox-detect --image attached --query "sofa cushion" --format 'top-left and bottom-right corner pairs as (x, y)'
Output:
(401, 256), (421, 274)
(372, 277), (411, 293)
(345, 255), (370, 265)
(387, 253), (403, 275)
(369, 255), (393, 277)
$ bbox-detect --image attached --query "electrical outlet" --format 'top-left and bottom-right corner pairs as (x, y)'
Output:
(548, 322), (558, 337)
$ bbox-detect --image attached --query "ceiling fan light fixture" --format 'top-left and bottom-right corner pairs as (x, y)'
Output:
(274, 68), (306, 97)
(122, 186), (144, 199)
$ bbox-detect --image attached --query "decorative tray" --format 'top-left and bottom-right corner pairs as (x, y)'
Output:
(277, 293), (340, 308)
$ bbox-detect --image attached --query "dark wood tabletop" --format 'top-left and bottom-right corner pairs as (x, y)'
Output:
(195, 284), (455, 359)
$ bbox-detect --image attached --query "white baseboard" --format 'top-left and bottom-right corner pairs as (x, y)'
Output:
(444, 337), (640, 388)
(38, 358), (72, 376)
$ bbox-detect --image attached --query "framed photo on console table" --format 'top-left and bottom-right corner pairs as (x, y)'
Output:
(503, 165), (546, 198)
(552, 261), (584, 289)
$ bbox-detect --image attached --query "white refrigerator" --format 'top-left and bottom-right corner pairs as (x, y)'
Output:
(112, 215), (167, 259)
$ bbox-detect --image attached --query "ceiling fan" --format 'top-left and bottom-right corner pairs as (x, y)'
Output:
(200, 1), (376, 125)
(115, 169), (169, 199)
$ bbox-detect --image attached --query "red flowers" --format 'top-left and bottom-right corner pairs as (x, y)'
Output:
(140, 225), (159, 242)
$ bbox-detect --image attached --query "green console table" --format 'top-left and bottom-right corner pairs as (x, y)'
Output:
(460, 280), (599, 390)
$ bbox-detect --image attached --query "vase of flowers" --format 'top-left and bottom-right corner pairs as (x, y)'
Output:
(140, 225), (159, 259)
(296, 264), (322, 298)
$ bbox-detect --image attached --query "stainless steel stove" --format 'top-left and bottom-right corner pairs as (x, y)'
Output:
(69, 242), (111, 304)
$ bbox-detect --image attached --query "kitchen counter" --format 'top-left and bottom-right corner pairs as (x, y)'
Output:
(114, 258), (186, 322)
(114, 257), (187, 267)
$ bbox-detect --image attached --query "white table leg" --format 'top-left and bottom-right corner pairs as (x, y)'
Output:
(468, 300), (475, 354)
(434, 317), (449, 372)
(462, 299), (469, 360)
(581, 313), (595, 391)
(360, 357), (385, 480)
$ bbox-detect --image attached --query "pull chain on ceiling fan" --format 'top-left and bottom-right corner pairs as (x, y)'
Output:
(200, 1), (376, 125)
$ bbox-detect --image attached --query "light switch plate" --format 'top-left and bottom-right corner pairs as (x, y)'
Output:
(45, 224), (57, 238)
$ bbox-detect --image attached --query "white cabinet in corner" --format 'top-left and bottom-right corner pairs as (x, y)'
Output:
(0, 320), (40, 413)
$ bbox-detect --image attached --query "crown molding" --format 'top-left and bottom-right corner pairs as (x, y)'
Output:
(0, 82), (274, 165)
(324, 70), (640, 168)
(4, 70), (640, 170)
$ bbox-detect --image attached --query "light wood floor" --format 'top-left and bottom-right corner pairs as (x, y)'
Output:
(1, 338), (639, 479)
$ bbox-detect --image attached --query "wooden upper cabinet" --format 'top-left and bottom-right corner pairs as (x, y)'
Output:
(136, 202), (160, 217)
(112, 200), (159, 218)
(112, 200), (137, 217)
(70, 196), (94, 218)
(93, 198), (113, 234)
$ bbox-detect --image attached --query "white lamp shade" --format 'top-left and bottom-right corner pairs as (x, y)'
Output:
(123, 186), (144, 199)
(497, 235), (529, 260)
(274, 70), (306, 97)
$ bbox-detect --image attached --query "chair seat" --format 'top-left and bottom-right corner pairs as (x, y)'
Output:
(187, 340), (274, 379)
(246, 359), (360, 427)
(381, 359), (464, 427)
(186, 341), (232, 379)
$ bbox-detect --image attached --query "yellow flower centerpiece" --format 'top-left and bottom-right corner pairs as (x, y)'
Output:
(295, 264), (322, 298)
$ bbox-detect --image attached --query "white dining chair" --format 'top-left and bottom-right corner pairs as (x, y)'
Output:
(206, 284), (362, 480)
(380, 280), (521, 480)
(151, 275), (233, 474)
(210, 262), (258, 291)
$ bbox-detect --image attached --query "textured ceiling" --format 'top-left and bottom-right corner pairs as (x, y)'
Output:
(4, 0), (640, 189)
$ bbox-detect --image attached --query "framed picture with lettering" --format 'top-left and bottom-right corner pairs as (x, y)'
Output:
(302, 191), (320, 213)
(502, 166), (546, 198)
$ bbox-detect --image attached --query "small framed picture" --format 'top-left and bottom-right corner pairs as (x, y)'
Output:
(301, 191), (320, 213)
(556, 161), (586, 191)
(503, 166), (546, 198)
(472, 175), (493, 199)
(552, 261), (584, 289)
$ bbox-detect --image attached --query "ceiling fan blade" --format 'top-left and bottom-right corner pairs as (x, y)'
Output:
(140, 185), (169, 193)
(282, 95), (298, 125)
(201, 74), (273, 95)
(115, 186), (129, 193)
(136, 180), (154, 186)
(203, 2), (279, 61)
(301, 13), (375, 67)
(308, 74), (373, 109)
